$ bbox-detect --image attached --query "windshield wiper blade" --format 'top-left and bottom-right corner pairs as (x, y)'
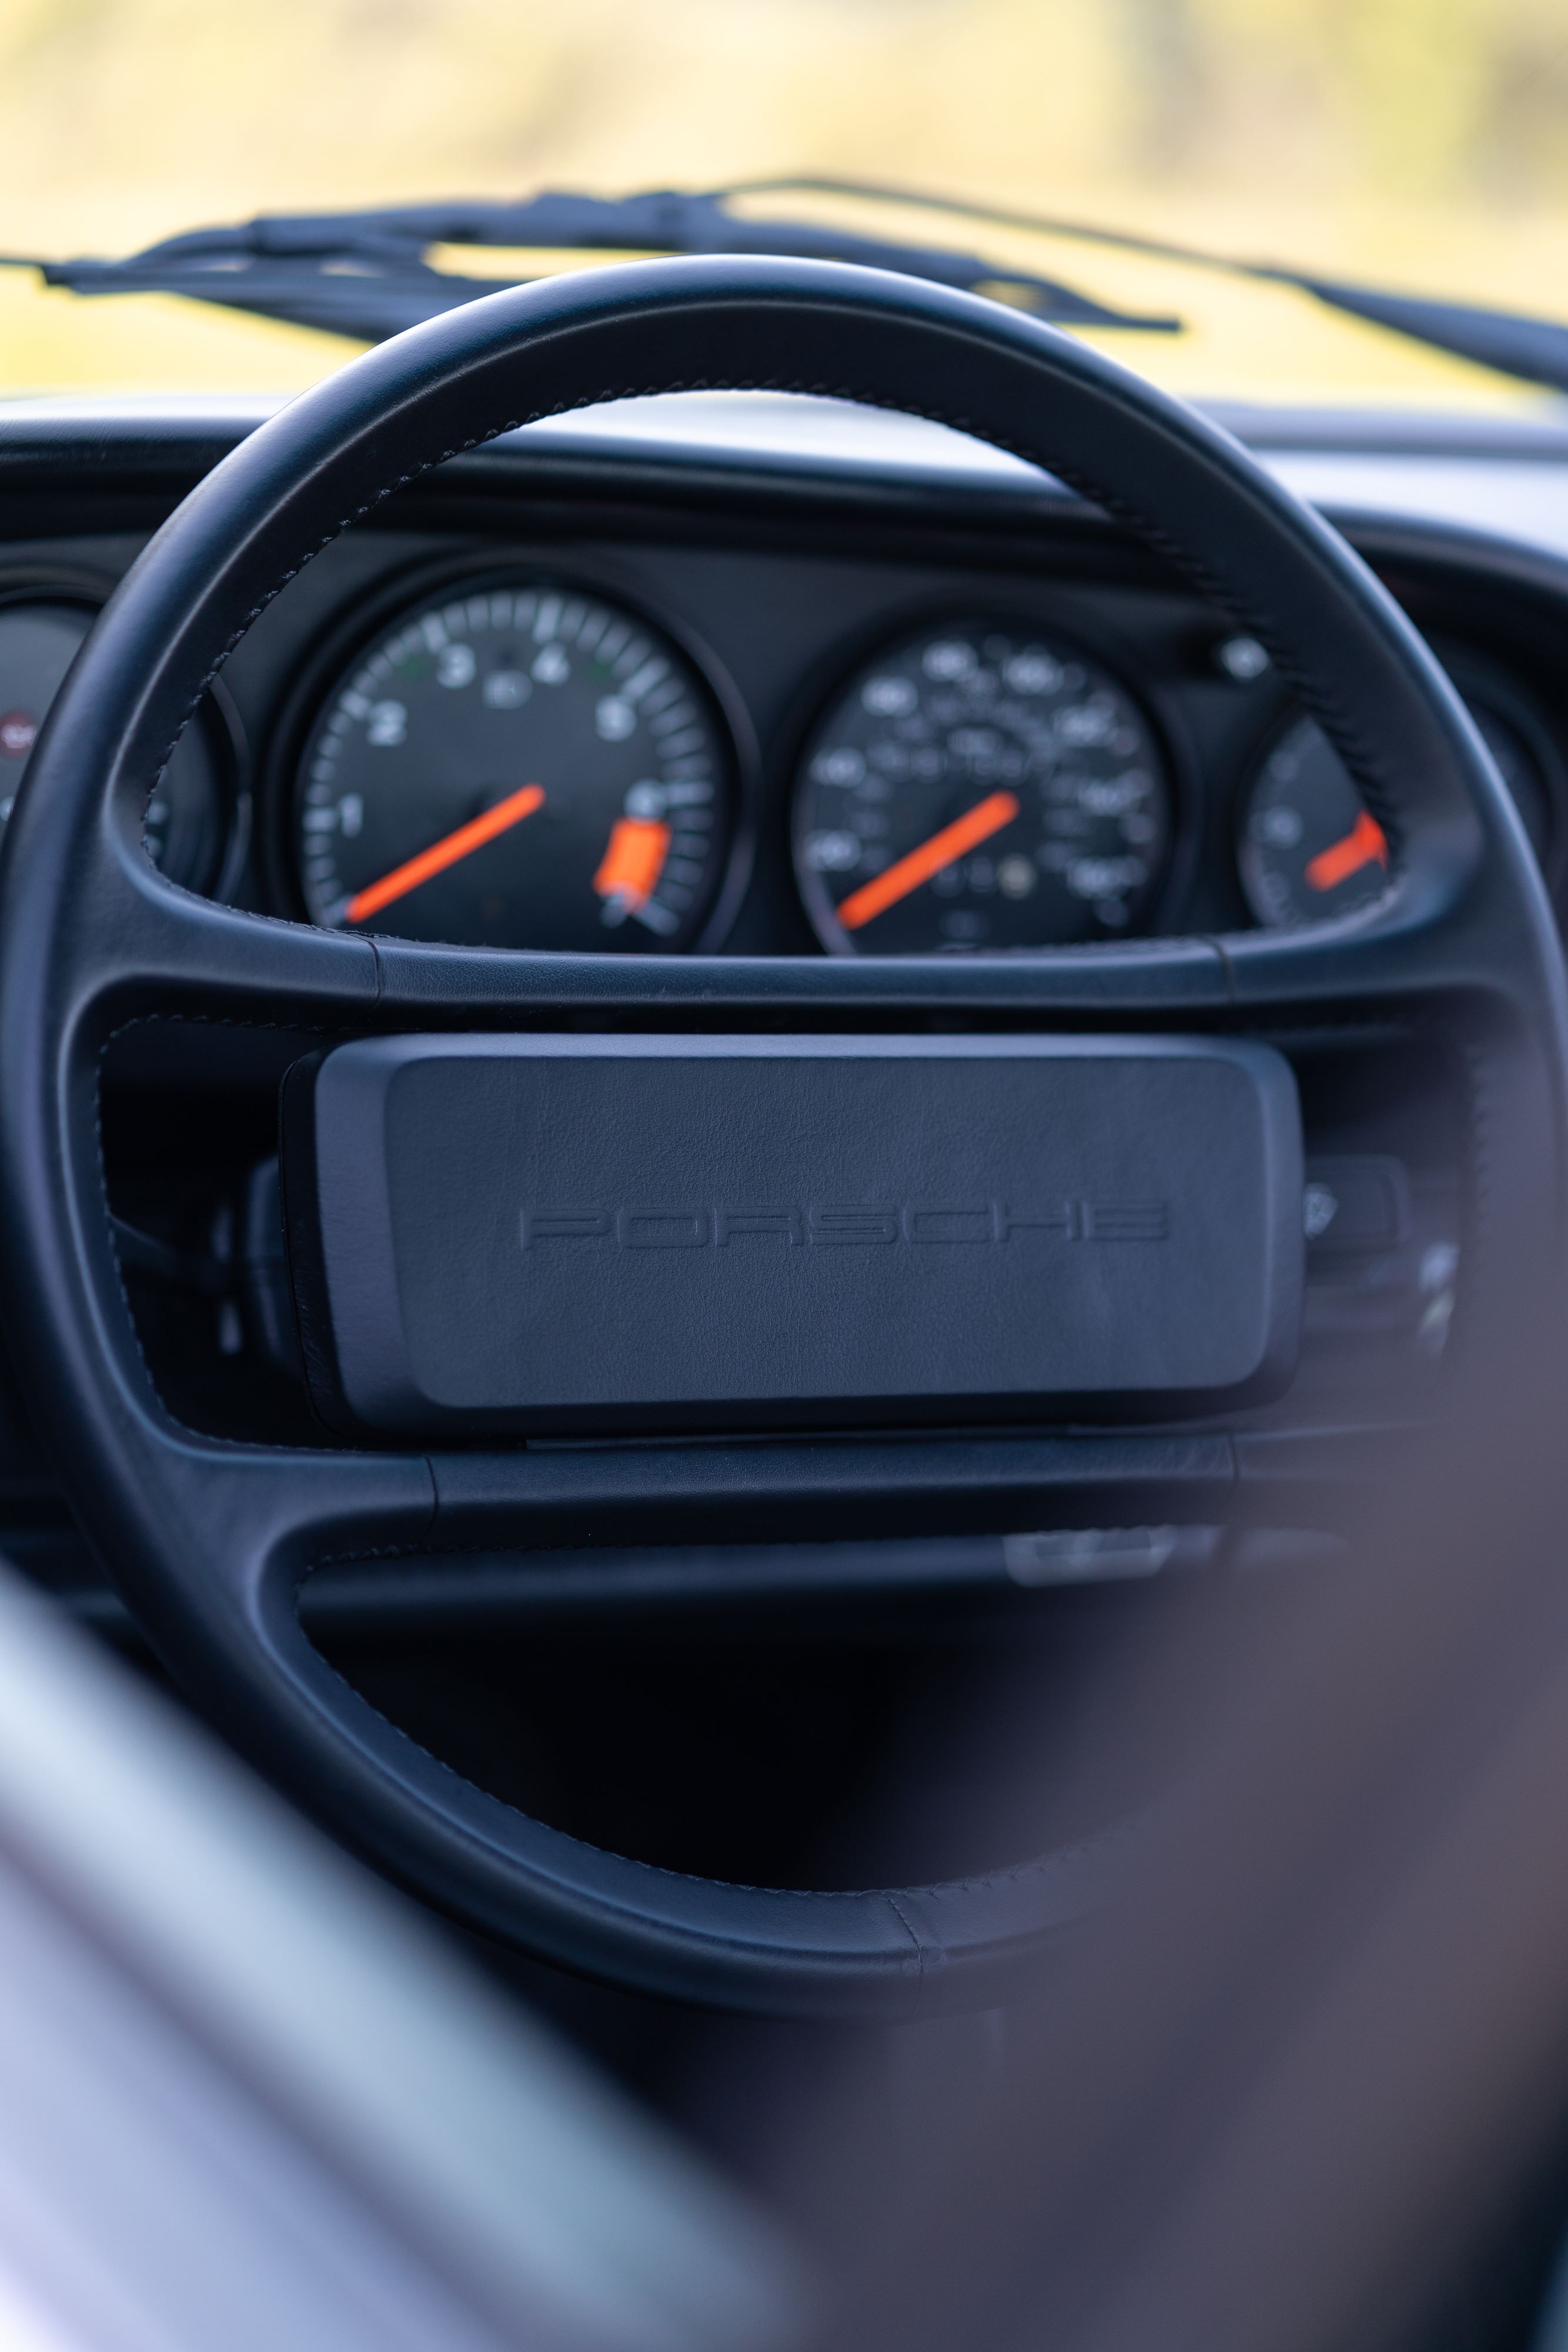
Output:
(16, 179), (1557, 397)
(0, 189), (1179, 346)
(1259, 273), (1568, 398)
(730, 176), (1568, 399)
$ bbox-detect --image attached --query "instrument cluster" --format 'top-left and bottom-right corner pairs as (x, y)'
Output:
(1, 555), (1563, 957)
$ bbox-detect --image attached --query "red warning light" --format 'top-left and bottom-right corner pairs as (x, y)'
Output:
(0, 711), (38, 760)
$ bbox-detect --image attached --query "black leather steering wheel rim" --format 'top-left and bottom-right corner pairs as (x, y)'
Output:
(1, 256), (1564, 2017)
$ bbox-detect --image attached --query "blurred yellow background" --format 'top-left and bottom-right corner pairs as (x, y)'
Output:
(1, 0), (1566, 408)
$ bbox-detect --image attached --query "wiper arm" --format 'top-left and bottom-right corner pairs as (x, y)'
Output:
(732, 176), (1568, 399)
(0, 189), (1179, 346)
(12, 178), (1562, 400)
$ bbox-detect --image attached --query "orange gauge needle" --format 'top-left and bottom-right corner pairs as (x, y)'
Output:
(1304, 807), (1389, 894)
(345, 783), (545, 924)
(837, 789), (1021, 933)
(593, 816), (671, 910)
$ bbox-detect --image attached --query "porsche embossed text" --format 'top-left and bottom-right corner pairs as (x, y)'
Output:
(521, 1203), (1169, 1247)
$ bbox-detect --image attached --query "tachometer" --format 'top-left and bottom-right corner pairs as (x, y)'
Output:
(294, 580), (733, 950)
(791, 617), (1171, 953)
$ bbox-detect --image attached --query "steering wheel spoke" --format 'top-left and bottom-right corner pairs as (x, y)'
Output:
(151, 1435), (432, 1595)
(367, 928), (1238, 1021)
(87, 857), (1522, 1042)
(80, 853), (379, 1029)
(1217, 893), (1527, 1022)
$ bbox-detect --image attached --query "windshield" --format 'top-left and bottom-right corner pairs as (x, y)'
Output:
(1, 0), (1564, 415)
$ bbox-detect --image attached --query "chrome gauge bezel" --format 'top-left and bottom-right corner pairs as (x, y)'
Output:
(787, 603), (1179, 957)
(270, 554), (758, 954)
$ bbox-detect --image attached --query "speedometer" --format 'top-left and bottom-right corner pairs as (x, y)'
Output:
(791, 617), (1171, 954)
(294, 579), (734, 950)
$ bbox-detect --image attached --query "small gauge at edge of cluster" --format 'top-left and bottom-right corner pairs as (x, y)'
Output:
(792, 618), (1172, 954)
(295, 581), (733, 951)
(0, 600), (230, 890)
(1238, 697), (1553, 930)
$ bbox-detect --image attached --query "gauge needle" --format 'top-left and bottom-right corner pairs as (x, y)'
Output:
(593, 816), (671, 912)
(837, 790), (1021, 933)
(344, 783), (545, 924)
(1304, 807), (1389, 894)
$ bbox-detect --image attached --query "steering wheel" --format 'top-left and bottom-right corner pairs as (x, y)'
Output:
(1, 257), (1563, 2019)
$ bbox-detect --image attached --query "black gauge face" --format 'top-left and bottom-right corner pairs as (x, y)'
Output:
(295, 582), (733, 950)
(0, 602), (229, 890)
(1239, 697), (1552, 930)
(791, 619), (1171, 954)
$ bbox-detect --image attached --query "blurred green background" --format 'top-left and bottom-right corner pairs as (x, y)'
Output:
(1, 0), (1566, 406)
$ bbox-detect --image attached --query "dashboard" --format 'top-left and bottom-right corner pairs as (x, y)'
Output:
(0, 387), (1566, 1592)
(4, 395), (1568, 974)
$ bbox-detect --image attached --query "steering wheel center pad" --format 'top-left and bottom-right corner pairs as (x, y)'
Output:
(2, 257), (1564, 2014)
(285, 1031), (1303, 1435)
